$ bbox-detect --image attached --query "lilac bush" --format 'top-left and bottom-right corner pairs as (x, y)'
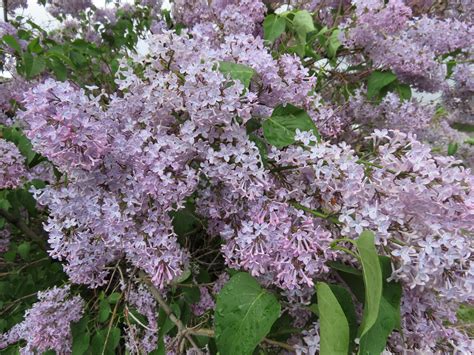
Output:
(0, 0), (473, 354)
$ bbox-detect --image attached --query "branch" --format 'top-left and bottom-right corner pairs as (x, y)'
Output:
(138, 271), (204, 354)
(139, 271), (295, 352)
(3, 0), (8, 23)
(0, 208), (46, 248)
(187, 328), (296, 352)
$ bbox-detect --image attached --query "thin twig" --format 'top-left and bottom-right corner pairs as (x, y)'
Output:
(186, 328), (296, 352)
(3, 0), (8, 23)
(102, 295), (121, 355)
(139, 271), (204, 354)
(0, 257), (49, 277)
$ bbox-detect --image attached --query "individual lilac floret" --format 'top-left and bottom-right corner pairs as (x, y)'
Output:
(0, 285), (84, 354)
(0, 139), (26, 189)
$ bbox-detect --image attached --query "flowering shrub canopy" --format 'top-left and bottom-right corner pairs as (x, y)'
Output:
(0, 0), (473, 354)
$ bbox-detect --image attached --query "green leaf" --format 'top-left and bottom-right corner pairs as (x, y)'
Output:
(90, 328), (121, 355)
(0, 195), (12, 211)
(263, 14), (286, 43)
(218, 61), (256, 88)
(72, 316), (90, 355)
(160, 303), (181, 335)
(327, 29), (341, 58)
(182, 286), (201, 304)
(48, 57), (67, 81)
(23, 53), (46, 79)
(17, 189), (37, 216)
(2, 35), (22, 53)
(172, 268), (191, 284)
(367, 71), (397, 100)
(309, 304), (319, 316)
(98, 299), (111, 323)
(395, 83), (412, 101)
(27, 38), (42, 54)
(262, 104), (319, 148)
(106, 327), (121, 352)
(358, 257), (402, 355)
(170, 202), (200, 237)
(245, 118), (261, 134)
(355, 230), (382, 338)
(1, 126), (36, 165)
(329, 284), (358, 353)
(465, 138), (474, 146)
(292, 10), (315, 43)
(328, 262), (365, 302)
(452, 122), (474, 133)
(214, 272), (281, 355)
(107, 292), (121, 304)
(457, 304), (474, 323)
(448, 142), (459, 156)
(317, 282), (349, 355)
(17, 242), (31, 260)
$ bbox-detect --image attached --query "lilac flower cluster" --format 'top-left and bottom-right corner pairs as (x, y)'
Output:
(191, 286), (215, 316)
(340, 91), (435, 133)
(390, 286), (474, 352)
(0, 138), (26, 189)
(20, 26), (318, 291)
(45, 0), (93, 18)
(268, 129), (473, 302)
(344, 0), (474, 91)
(0, 285), (84, 354)
(3, 1), (473, 353)
(20, 80), (108, 171)
(172, 0), (266, 37)
(215, 199), (337, 289)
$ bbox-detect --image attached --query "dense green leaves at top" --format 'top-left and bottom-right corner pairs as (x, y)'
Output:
(355, 231), (383, 338)
(317, 282), (350, 355)
(263, 14), (286, 43)
(263, 104), (319, 148)
(214, 272), (281, 355)
(366, 71), (398, 100)
(218, 61), (256, 88)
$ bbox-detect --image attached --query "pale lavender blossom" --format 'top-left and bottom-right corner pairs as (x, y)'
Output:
(0, 139), (26, 189)
(0, 285), (84, 354)
(191, 287), (215, 316)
